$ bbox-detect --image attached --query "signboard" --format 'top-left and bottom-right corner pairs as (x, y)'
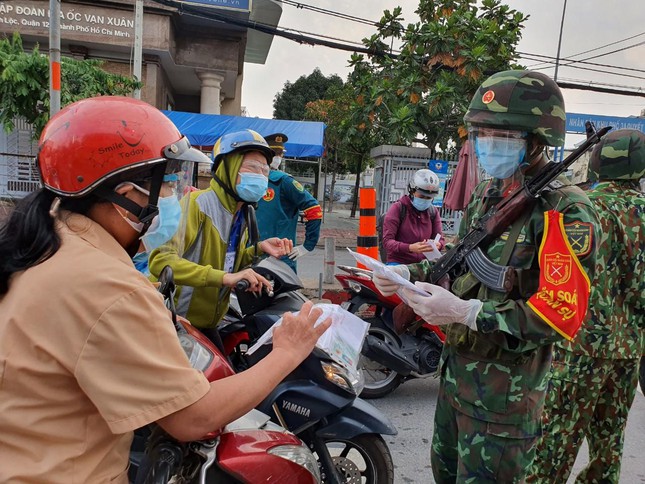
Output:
(427, 159), (449, 208)
(0, 1), (135, 43)
(181, 0), (251, 12)
(566, 112), (645, 134)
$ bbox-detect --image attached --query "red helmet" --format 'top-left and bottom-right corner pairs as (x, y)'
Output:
(38, 96), (208, 196)
(37, 96), (209, 224)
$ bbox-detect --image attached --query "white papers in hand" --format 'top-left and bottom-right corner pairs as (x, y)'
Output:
(423, 234), (442, 261)
(246, 303), (369, 371)
(346, 248), (427, 303)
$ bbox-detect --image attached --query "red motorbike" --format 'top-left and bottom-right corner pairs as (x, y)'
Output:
(324, 265), (445, 399)
(130, 267), (321, 484)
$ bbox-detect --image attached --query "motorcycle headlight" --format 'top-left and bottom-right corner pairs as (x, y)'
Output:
(321, 361), (365, 395)
(178, 333), (214, 371)
(268, 444), (321, 483)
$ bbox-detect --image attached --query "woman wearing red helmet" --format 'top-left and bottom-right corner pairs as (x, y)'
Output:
(0, 97), (329, 483)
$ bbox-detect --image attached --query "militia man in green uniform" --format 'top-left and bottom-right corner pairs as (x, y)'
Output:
(373, 70), (601, 483)
(528, 129), (645, 483)
(256, 133), (322, 273)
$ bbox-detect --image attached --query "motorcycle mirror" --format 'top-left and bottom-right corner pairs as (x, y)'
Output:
(245, 204), (261, 264)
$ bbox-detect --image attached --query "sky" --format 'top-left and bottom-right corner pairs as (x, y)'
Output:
(241, 0), (645, 130)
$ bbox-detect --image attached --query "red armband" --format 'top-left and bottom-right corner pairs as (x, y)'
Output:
(526, 210), (591, 341)
(303, 205), (323, 221)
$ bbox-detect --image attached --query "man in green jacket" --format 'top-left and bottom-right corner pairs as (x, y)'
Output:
(373, 70), (600, 483)
(528, 129), (645, 483)
(149, 129), (292, 329)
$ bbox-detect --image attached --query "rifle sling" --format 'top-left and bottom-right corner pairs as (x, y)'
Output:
(478, 208), (531, 297)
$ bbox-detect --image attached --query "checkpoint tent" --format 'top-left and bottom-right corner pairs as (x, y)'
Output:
(163, 111), (326, 158)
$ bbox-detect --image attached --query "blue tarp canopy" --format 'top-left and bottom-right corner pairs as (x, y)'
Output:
(163, 111), (326, 158)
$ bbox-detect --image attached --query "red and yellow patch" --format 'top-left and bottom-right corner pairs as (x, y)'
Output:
(262, 187), (275, 202)
(527, 210), (591, 341)
(303, 204), (323, 221)
(482, 90), (495, 104)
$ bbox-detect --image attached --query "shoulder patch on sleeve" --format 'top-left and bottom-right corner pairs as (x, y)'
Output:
(292, 179), (304, 192)
(263, 187), (275, 202)
(563, 221), (593, 257)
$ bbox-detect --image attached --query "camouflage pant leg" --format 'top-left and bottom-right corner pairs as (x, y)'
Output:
(574, 358), (639, 484)
(527, 354), (639, 484)
(431, 384), (538, 484)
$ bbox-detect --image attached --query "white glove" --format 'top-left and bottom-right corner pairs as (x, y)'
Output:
(372, 264), (410, 297)
(404, 281), (482, 330)
(288, 245), (311, 260)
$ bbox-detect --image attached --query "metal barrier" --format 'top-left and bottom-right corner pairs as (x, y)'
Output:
(0, 118), (39, 200)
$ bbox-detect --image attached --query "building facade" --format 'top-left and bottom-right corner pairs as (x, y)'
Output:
(0, 0), (282, 113)
(0, 0), (282, 198)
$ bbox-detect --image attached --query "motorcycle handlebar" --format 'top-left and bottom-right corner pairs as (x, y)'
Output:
(235, 279), (274, 297)
(235, 280), (250, 292)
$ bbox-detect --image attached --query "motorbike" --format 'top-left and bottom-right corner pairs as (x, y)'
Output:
(325, 265), (445, 400)
(129, 266), (321, 484)
(219, 256), (397, 484)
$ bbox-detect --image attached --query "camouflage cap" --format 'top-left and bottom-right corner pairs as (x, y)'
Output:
(587, 128), (645, 181)
(464, 70), (566, 147)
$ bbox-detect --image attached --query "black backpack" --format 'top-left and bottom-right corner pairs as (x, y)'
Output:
(377, 202), (436, 261)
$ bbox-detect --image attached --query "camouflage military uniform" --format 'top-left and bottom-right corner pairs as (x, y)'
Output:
(528, 131), (645, 484)
(404, 70), (601, 483)
(408, 176), (598, 483)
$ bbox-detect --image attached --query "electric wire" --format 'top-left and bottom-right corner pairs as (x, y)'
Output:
(280, 0), (378, 27)
(526, 30), (645, 69)
(149, 0), (645, 98)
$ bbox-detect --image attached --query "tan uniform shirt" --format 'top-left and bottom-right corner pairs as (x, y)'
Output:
(0, 214), (210, 483)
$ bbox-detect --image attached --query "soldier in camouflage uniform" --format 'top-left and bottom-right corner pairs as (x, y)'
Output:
(528, 129), (645, 484)
(373, 70), (600, 483)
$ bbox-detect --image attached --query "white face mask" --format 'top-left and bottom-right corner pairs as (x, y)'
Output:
(114, 204), (145, 233)
(270, 155), (282, 170)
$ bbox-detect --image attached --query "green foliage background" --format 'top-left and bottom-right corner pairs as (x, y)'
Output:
(0, 33), (141, 137)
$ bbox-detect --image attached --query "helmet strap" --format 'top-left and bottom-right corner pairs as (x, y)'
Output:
(213, 172), (243, 203)
(94, 164), (166, 227)
(138, 164), (165, 224)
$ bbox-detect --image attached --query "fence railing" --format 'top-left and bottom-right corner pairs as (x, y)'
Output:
(0, 119), (39, 200)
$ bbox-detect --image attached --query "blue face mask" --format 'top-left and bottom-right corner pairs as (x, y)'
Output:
(475, 137), (527, 179)
(132, 251), (150, 275)
(411, 196), (434, 211)
(140, 195), (182, 252)
(236, 172), (268, 202)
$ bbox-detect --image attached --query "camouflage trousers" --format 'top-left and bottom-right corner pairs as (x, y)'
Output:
(431, 385), (538, 483)
(527, 352), (639, 484)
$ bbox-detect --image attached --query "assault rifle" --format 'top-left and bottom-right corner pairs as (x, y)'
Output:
(428, 124), (611, 292)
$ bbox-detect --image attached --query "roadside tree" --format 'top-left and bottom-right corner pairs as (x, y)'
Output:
(0, 33), (141, 137)
(347, 0), (526, 152)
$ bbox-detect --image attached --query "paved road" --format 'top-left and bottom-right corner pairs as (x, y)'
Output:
(368, 377), (645, 483)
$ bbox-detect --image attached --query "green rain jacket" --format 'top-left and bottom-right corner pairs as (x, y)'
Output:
(407, 171), (600, 435)
(149, 153), (262, 328)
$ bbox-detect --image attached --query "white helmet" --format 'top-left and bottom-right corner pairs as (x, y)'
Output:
(408, 169), (440, 197)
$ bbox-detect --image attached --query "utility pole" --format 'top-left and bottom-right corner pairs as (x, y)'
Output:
(554, 0), (568, 82)
(49, 0), (61, 115)
(133, 0), (143, 99)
